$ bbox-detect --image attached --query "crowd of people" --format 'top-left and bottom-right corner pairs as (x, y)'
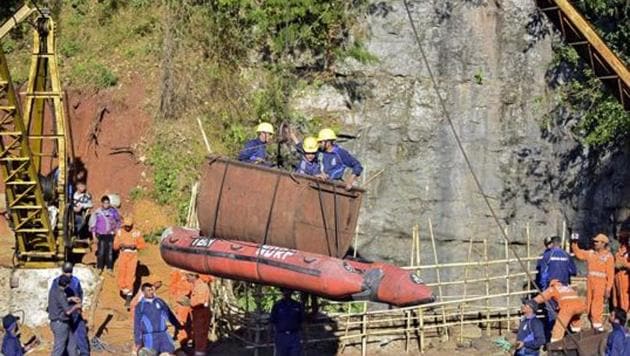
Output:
(514, 230), (630, 356)
(7, 122), (630, 356)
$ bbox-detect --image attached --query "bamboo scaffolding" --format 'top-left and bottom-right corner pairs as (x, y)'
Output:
(428, 218), (448, 340)
(212, 219), (556, 354)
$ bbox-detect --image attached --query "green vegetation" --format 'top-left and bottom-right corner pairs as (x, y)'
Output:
(1, 0), (370, 223)
(550, 0), (630, 147)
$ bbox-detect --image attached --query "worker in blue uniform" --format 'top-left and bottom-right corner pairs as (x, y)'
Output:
(1, 314), (37, 356)
(51, 262), (89, 356)
(535, 235), (576, 341)
(270, 289), (305, 356)
(605, 308), (627, 356)
(317, 128), (363, 190)
(134, 283), (180, 354)
(295, 136), (321, 177)
(514, 299), (545, 356)
(238, 122), (274, 165)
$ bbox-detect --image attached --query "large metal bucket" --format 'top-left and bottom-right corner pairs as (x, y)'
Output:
(197, 157), (364, 258)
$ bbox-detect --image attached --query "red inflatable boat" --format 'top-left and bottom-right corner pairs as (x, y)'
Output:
(160, 226), (434, 307)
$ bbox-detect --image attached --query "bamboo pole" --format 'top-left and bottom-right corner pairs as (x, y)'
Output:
(403, 255), (540, 270)
(484, 239), (490, 335)
(562, 219), (567, 251)
(459, 237), (473, 343)
(428, 218), (448, 340)
(361, 301), (368, 356)
(197, 116), (212, 154)
(419, 307), (425, 353)
(504, 231), (511, 333)
(527, 223), (531, 292)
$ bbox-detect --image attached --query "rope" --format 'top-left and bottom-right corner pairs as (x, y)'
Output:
(332, 184), (340, 257)
(401, 0), (584, 352)
(316, 182), (334, 257)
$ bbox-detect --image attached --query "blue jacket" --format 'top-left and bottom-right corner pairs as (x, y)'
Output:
(238, 138), (267, 164)
(296, 158), (320, 176)
(270, 298), (304, 333)
(516, 315), (545, 354)
(536, 247), (576, 290)
(134, 298), (178, 346)
(607, 323), (627, 356)
(52, 275), (83, 301)
(320, 145), (362, 180)
(1, 325), (23, 356)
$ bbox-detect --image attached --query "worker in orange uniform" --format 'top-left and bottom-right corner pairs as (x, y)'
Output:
(532, 279), (586, 342)
(170, 269), (193, 346)
(184, 272), (211, 356)
(113, 216), (146, 309)
(613, 231), (630, 312)
(571, 232), (614, 331)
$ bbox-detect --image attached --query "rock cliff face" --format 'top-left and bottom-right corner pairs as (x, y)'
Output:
(291, 0), (630, 274)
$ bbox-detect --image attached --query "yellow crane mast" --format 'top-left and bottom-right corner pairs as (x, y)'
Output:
(0, 2), (74, 267)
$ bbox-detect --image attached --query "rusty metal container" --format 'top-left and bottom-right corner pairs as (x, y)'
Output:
(197, 157), (364, 258)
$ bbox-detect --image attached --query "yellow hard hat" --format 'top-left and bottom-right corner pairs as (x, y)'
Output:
(123, 216), (134, 227)
(303, 136), (319, 153)
(256, 122), (274, 134)
(317, 128), (337, 142)
(593, 233), (609, 244)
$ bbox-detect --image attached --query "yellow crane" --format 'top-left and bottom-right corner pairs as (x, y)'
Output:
(0, 2), (75, 267)
(537, 0), (630, 110)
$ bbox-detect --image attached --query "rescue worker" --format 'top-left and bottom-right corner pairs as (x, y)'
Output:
(134, 282), (180, 355)
(130, 276), (163, 316)
(532, 279), (586, 343)
(514, 299), (545, 356)
(89, 195), (122, 273)
(571, 232), (615, 331)
(51, 262), (89, 356)
(295, 136), (322, 177)
(182, 272), (211, 356)
(48, 275), (82, 356)
(535, 235), (576, 341)
(536, 236), (576, 289)
(613, 232), (630, 312)
(170, 269), (193, 346)
(605, 308), (627, 356)
(317, 128), (363, 191)
(238, 122), (274, 165)
(113, 216), (146, 309)
(270, 289), (304, 356)
(2, 314), (37, 356)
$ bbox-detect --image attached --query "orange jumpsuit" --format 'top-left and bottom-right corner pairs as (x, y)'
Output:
(613, 243), (630, 312)
(572, 243), (614, 329)
(190, 277), (211, 354)
(534, 280), (586, 342)
(169, 270), (193, 343)
(113, 228), (145, 295)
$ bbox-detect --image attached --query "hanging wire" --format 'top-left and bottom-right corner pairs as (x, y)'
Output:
(401, 0), (585, 352)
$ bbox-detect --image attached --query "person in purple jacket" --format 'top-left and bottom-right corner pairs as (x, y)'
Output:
(88, 195), (121, 273)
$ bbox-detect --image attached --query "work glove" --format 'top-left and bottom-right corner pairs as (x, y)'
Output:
(570, 232), (579, 241)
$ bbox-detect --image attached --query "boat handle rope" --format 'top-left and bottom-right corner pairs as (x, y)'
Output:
(255, 173), (282, 280)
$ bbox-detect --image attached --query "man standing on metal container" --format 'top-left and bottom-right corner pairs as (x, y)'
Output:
(238, 122), (274, 165)
(317, 128), (363, 190)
